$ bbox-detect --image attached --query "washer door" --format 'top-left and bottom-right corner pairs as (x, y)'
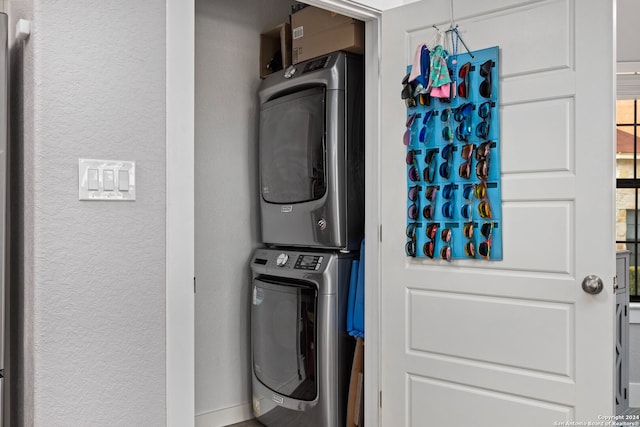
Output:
(252, 278), (317, 401)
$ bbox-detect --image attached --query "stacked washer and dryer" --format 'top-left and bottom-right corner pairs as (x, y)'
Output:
(251, 52), (364, 427)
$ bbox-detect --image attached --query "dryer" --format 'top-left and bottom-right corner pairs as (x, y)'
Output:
(250, 247), (355, 427)
(258, 52), (364, 251)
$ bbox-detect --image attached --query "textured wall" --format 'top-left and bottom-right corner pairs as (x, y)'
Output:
(194, 0), (297, 419)
(11, 0), (167, 424)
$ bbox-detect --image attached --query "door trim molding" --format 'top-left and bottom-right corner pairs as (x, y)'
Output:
(305, 2), (382, 426)
(167, 0), (195, 425)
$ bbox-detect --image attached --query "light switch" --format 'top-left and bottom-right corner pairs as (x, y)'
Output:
(118, 169), (129, 191)
(88, 169), (99, 191)
(79, 159), (136, 201)
(103, 169), (114, 191)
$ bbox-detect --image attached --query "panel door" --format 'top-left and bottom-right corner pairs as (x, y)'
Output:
(380, 0), (616, 425)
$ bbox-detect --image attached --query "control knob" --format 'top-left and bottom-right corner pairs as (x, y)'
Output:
(284, 66), (297, 79)
(276, 253), (289, 267)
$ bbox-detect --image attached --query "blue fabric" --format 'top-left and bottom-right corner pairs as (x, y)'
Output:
(347, 240), (365, 338)
(346, 260), (359, 334)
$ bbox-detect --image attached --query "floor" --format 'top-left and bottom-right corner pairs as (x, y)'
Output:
(627, 407), (640, 416)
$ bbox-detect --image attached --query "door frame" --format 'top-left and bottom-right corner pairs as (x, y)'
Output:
(166, 1), (382, 425)
(167, 1), (195, 426)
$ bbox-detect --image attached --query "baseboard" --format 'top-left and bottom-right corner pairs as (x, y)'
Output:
(196, 403), (253, 427)
(631, 382), (640, 408)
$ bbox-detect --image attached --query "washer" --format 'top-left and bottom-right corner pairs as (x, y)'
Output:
(250, 247), (355, 427)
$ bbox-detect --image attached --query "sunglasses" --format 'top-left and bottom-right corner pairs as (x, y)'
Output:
(423, 149), (437, 183)
(475, 141), (492, 161)
(406, 149), (418, 165)
(462, 222), (474, 239)
(458, 144), (475, 179)
(406, 219), (418, 257)
(460, 203), (472, 220)
(440, 108), (451, 122)
(426, 223), (439, 240)
(441, 228), (452, 243)
(478, 101), (492, 119)
(419, 111), (434, 143)
(476, 158), (490, 180)
(479, 59), (494, 99)
(403, 113), (417, 146)
(406, 222), (417, 239)
(478, 221), (494, 259)
(407, 149), (420, 182)
(439, 145), (453, 179)
(425, 185), (438, 202)
(464, 241), (476, 258)
(408, 185), (421, 202)
(442, 201), (454, 219)
(401, 73), (417, 108)
(476, 120), (490, 139)
(408, 166), (420, 182)
(406, 239), (417, 257)
(474, 182), (487, 200)
(453, 103), (473, 122)
(423, 241), (435, 258)
(478, 200), (492, 219)
(408, 202), (420, 220)
(423, 204), (434, 220)
(442, 126), (453, 142)
(458, 62), (471, 99)
(442, 183), (454, 200)
(456, 121), (471, 142)
(440, 246), (451, 261)
(439, 161), (451, 180)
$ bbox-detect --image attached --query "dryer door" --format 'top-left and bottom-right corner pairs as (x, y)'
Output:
(252, 278), (317, 401)
(259, 86), (326, 204)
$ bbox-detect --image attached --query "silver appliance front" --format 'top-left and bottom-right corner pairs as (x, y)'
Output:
(250, 248), (354, 427)
(258, 52), (364, 251)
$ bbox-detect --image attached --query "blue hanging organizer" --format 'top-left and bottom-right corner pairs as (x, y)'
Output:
(403, 40), (503, 261)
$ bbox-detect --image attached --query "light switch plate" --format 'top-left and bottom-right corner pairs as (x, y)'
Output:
(78, 159), (136, 201)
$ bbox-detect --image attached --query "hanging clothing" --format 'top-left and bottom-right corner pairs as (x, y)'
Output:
(428, 45), (451, 90)
(430, 83), (451, 99)
(408, 44), (430, 95)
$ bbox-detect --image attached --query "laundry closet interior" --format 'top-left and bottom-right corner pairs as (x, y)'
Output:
(195, 1), (367, 425)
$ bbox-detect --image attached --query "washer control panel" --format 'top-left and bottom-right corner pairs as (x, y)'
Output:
(294, 255), (324, 271)
(252, 249), (328, 272)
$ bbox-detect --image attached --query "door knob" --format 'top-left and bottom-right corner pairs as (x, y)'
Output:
(581, 275), (604, 295)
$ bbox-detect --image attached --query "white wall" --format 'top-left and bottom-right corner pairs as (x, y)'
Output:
(617, 0), (640, 64)
(194, 0), (296, 424)
(9, 0), (167, 424)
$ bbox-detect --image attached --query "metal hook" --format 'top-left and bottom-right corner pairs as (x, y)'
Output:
(432, 25), (474, 58)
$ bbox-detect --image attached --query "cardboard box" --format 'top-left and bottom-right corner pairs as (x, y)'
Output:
(346, 337), (364, 427)
(260, 22), (291, 78)
(291, 6), (364, 64)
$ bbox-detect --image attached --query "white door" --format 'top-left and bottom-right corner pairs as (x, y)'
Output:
(380, 0), (616, 425)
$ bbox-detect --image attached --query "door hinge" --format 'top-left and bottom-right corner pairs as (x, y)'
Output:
(194, 277), (197, 294)
(379, 390), (382, 408)
(613, 275), (618, 291)
(379, 224), (382, 242)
